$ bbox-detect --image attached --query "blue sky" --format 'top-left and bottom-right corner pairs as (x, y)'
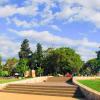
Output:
(0, 0), (100, 62)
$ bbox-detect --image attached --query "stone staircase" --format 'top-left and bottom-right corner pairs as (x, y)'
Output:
(1, 77), (84, 98)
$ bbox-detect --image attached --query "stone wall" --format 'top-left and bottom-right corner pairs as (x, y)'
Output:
(73, 77), (100, 100)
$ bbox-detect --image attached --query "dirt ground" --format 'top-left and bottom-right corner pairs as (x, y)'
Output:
(0, 92), (81, 100)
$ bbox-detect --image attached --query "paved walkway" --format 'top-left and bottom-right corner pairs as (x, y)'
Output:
(0, 92), (83, 100)
(0, 77), (85, 100)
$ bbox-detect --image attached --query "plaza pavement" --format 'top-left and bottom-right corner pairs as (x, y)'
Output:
(0, 92), (84, 100)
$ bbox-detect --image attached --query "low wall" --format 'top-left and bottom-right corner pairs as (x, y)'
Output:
(73, 77), (100, 100)
(0, 76), (50, 90)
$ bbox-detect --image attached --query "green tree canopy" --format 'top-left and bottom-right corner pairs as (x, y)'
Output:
(19, 39), (32, 59)
(81, 58), (100, 75)
(3, 58), (18, 75)
(43, 47), (83, 75)
(36, 67), (44, 76)
(16, 59), (29, 77)
(96, 47), (100, 59)
(30, 43), (43, 70)
(36, 43), (43, 67)
(0, 55), (2, 67)
(81, 48), (100, 75)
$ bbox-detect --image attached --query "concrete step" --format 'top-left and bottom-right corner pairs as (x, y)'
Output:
(7, 84), (77, 88)
(2, 77), (84, 98)
(5, 86), (77, 91)
(4, 88), (77, 93)
(2, 89), (80, 97)
(5, 85), (77, 91)
(2, 85), (83, 98)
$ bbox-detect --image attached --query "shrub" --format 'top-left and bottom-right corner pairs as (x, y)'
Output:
(0, 71), (9, 77)
(36, 67), (44, 76)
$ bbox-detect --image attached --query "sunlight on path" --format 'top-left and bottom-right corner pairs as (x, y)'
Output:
(0, 92), (83, 100)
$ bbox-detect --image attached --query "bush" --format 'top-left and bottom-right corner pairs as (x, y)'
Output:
(0, 71), (9, 77)
(36, 67), (44, 76)
(16, 59), (29, 77)
(0, 70), (2, 76)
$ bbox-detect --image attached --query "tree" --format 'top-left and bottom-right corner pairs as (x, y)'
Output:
(81, 58), (100, 75)
(16, 59), (29, 77)
(19, 39), (32, 59)
(30, 43), (43, 70)
(81, 48), (100, 75)
(3, 58), (18, 76)
(0, 55), (3, 76)
(36, 43), (43, 67)
(0, 55), (2, 67)
(96, 47), (100, 59)
(0, 71), (9, 77)
(43, 51), (60, 75)
(19, 39), (33, 70)
(30, 52), (37, 70)
(0, 55), (2, 71)
(36, 67), (44, 76)
(43, 47), (83, 75)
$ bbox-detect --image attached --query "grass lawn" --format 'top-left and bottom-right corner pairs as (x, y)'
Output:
(78, 79), (100, 92)
(0, 78), (25, 84)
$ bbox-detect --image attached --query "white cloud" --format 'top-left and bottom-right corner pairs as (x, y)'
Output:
(76, 46), (97, 61)
(12, 29), (99, 48)
(12, 17), (61, 30)
(0, 35), (20, 59)
(56, 0), (100, 28)
(0, 0), (53, 18)
(0, 4), (38, 18)
(0, 5), (17, 17)
(11, 17), (39, 28)
(0, 0), (55, 26)
(26, 0), (100, 28)
(16, 6), (38, 16)
(0, 0), (100, 28)
(12, 18), (32, 28)
(76, 38), (99, 48)
(50, 25), (61, 31)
